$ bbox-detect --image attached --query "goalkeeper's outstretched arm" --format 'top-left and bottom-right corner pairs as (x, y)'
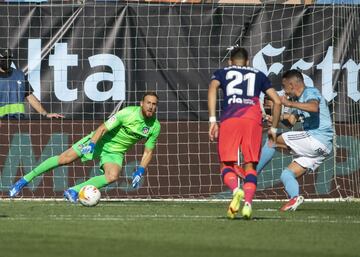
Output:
(131, 147), (154, 188)
(139, 147), (154, 169)
(89, 123), (109, 144)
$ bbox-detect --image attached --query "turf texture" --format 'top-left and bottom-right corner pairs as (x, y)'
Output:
(0, 200), (359, 257)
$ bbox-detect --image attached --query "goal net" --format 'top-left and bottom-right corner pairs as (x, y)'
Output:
(0, 1), (359, 200)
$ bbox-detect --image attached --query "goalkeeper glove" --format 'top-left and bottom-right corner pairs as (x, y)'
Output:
(132, 166), (145, 188)
(81, 141), (95, 154)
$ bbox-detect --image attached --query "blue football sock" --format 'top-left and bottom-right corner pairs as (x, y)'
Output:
(280, 168), (299, 199)
(256, 139), (276, 175)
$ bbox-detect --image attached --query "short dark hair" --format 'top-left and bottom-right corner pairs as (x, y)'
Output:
(282, 69), (304, 82)
(230, 46), (248, 62)
(142, 91), (159, 101)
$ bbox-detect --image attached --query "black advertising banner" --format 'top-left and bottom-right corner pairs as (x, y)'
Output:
(0, 4), (358, 120)
(0, 3), (359, 199)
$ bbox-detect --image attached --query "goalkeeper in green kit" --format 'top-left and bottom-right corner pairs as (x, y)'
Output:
(9, 92), (161, 202)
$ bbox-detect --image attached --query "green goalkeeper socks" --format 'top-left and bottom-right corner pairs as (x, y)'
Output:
(23, 156), (110, 192)
(71, 175), (109, 192)
(23, 156), (60, 182)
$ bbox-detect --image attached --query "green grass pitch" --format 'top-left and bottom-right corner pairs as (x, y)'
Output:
(0, 200), (359, 257)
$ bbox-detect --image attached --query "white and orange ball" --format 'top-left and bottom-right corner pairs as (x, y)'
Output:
(78, 185), (101, 207)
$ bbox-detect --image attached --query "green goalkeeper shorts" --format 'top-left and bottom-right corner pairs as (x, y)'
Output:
(72, 133), (124, 172)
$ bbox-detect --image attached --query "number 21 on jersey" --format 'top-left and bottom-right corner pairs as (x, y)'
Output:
(226, 70), (255, 104)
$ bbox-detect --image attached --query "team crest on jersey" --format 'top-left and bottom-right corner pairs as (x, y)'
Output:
(142, 127), (150, 134)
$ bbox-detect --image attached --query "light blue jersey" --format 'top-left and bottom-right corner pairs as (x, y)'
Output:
(294, 87), (333, 149)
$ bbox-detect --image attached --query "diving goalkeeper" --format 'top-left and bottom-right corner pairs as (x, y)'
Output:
(9, 92), (161, 202)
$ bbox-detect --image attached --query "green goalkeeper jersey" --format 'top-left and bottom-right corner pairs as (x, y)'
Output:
(98, 106), (161, 154)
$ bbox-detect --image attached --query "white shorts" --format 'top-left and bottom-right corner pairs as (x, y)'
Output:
(282, 131), (332, 171)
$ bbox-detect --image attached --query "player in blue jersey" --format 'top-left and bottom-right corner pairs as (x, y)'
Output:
(208, 46), (281, 219)
(257, 69), (333, 211)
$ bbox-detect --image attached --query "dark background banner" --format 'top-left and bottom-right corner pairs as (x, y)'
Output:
(0, 4), (359, 120)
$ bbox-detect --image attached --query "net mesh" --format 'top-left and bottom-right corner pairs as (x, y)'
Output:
(0, 1), (359, 200)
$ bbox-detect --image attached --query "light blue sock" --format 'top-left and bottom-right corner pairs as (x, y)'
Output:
(256, 139), (276, 175)
(280, 168), (299, 199)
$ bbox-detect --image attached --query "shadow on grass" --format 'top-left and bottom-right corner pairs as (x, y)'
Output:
(0, 214), (9, 218)
(217, 216), (283, 221)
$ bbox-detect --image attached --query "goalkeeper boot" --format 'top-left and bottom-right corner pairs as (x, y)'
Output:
(242, 202), (252, 220)
(64, 189), (78, 203)
(9, 178), (28, 198)
(227, 188), (244, 219)
(280, 195), (304, 211)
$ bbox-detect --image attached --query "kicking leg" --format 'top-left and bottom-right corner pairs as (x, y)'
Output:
(256, 136), (288, 175)
(256, 139), (276, 175)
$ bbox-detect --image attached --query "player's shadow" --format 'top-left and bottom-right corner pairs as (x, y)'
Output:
(217, 216), (282, 221)
(0, 214), (9, 218)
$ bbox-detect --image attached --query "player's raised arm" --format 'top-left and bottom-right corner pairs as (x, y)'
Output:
(208, 79), (220, 141)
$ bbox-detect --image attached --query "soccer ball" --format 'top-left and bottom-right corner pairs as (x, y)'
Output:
(78, 185), (101, 207)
